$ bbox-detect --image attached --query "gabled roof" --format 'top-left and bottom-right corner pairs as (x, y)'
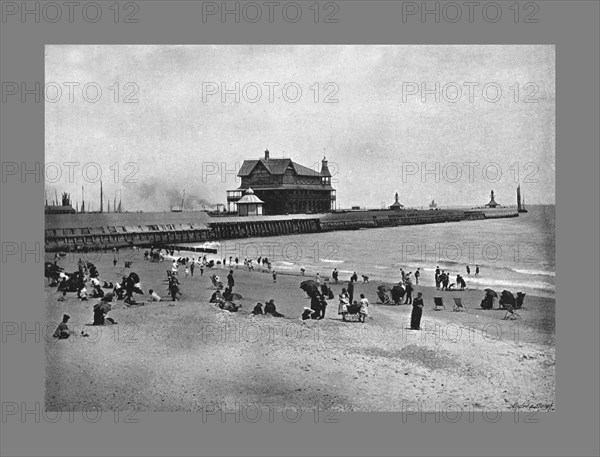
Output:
(238, 159), (322, 177)
(237, 188), (264, 205)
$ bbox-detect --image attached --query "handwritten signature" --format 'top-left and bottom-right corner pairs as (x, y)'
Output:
(510, 402), (554, 411)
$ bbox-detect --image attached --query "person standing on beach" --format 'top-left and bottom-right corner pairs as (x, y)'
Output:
(190, 261), (195, 276)
(347, 280), (355, 306)
(358, 294), (369, 323)
(475, 265), (480, 276)
(316, 273), (321, 285)
(414, 268), (420, 285)
(411, 292), (424, 330)
(404, 280), (413, 304)
(332, 268), (339, 284)
(272, 270), (277, 283)
(466, 265), (470, 275)
(338, 288), (349, 318)
(227, 270), (235, 290)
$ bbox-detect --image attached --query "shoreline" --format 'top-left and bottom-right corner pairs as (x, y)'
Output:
(158, 247), (555, 302)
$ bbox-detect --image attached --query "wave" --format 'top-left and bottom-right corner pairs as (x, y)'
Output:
(512, 268), (555, 277)
(464, 276), (554, 293)
(321, 259), (344, 264)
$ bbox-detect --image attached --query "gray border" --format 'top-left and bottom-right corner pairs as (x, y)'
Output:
(1, 1), (598, 456)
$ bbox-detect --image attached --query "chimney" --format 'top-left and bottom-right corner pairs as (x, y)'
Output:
(264, 149), (269, 160)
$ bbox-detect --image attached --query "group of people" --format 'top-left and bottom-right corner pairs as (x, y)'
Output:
(435, 266), (468, 291)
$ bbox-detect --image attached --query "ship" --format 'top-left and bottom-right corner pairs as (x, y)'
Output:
(517, 185), (528, 213)
(429, 199), (437, 209)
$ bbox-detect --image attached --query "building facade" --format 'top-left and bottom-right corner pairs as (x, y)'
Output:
(227, 150), (336, 215)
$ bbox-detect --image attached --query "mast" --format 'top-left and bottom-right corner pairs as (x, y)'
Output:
(100, 180), (104, 213)
(517, 185), (522, 211)
(118, 190), (122, 213)
(54, 189), (58, 206)
(81, 186), (85, 213)
(181, 189), (185, 212)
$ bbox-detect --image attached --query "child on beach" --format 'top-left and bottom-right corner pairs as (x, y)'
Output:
(52, 314), (72, 339)
(359, 294), (369, 323)
(272, 271), (277, 283)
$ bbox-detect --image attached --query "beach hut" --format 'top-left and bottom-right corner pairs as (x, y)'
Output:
(236, 188), (264, 217)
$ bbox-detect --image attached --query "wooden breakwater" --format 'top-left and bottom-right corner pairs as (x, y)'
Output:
(45, 208), (518, 252)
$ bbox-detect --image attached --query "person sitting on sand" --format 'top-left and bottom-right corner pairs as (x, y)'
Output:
(358, 294), (369, 323)
(216, 298), (242, 312)
(264, 299), (284, 317)
(93, 303), (116, 326)
(252, 303), (263, 315)
(53, 314), (72, 339)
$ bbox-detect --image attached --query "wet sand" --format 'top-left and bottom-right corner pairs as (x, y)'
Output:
(45, 249), (555, 412)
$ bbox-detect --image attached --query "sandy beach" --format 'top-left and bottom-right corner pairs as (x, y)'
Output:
(45, 248), (555, 412)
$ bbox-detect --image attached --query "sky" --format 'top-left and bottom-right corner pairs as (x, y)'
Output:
(45, 45), (555, 211)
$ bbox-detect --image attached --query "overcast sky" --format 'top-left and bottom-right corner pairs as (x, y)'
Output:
(45, 45), (555, 211)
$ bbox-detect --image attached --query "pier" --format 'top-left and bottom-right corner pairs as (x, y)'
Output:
(44, 207), (518, 252)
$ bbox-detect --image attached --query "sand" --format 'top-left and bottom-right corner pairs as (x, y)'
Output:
(45, 249), (555, 412)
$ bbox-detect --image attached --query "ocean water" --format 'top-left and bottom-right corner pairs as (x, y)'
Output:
(179, 205), (555, 298)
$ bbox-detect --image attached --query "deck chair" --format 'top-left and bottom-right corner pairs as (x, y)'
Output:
(453, 297), (467, 312)
(210, 274), (224, 290)
(503, 302), (521, 320)
(433, 297), (445, 310)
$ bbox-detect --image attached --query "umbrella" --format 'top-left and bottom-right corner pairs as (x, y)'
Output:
(484, 288), (498, 297)
(300, 280), (319, 298)
(128, 272), (140, 284)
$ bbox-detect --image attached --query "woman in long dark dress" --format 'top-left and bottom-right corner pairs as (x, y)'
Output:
(411, 292), (424, 330)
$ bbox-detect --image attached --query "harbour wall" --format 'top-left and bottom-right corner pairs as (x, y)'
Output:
(45, 208), (518, 252)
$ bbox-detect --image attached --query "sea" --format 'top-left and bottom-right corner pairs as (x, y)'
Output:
(178, 205), (555, 299)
